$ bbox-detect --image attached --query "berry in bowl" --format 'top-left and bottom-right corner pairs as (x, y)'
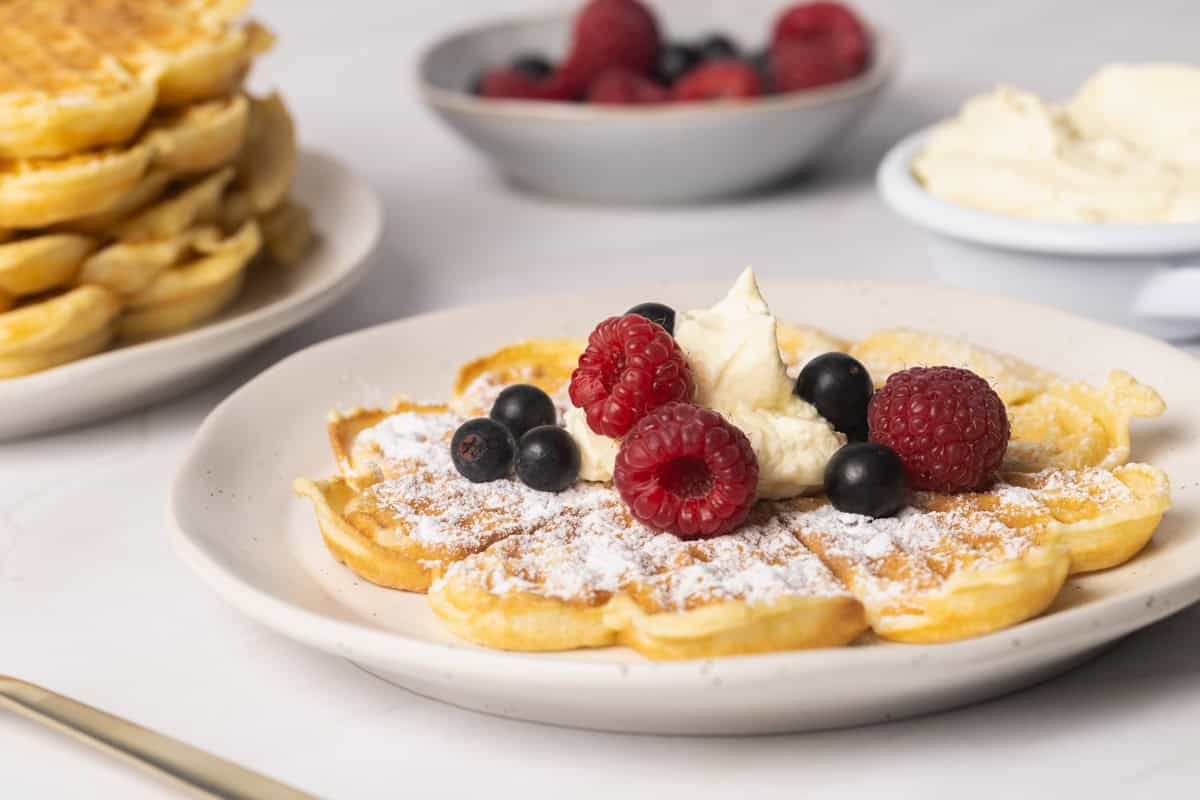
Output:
(877, 63), (1200, 341)
(419, 0), (896, 203)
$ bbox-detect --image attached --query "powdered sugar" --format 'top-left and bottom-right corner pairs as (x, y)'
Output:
(355, 412), (459, 474)
(348, 410), (1136, 614)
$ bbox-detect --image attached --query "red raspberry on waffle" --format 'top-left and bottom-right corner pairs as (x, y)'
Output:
(614, 403), (759, 539)
(868, 366), (1010, 493)
(569, 314), (693, 438)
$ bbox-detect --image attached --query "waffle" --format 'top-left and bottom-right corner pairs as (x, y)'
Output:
(295, 331), (1171, 658)
(0, 92), (252, 230)
(0, 285), (121, 377)
(227, 93), (298, 217)
(0, 0), (269, 160)
(258, 199), (314, 267)
(852, 328), (1056, 405)
(117, 219), (260, 341)
(0, 6), (311, 379)
(0, 233), (97, 296)
(56, 170), (173, 235)
(141, 94), (250, 175)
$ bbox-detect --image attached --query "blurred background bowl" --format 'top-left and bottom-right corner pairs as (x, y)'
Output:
(418, 1), (896, 204)
(878, 130), (1200, 342)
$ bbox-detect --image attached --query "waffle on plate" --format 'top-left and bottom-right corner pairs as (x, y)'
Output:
(295, 286), (1171, 659)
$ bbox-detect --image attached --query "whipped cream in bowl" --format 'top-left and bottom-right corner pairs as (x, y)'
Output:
(877, 63), (1200, 341)
(566, 268), (844, 499)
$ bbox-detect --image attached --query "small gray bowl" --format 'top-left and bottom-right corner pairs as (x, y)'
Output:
(418, 1), (897, 204)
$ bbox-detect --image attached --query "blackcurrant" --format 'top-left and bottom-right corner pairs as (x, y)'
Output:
(824, 442), (906, 518)
(450, 418), (515, 482)
(516, 426), (581, 492)
(795, 352), (874, 437)
(490, 384), (557, 440)
(626, 302), (675, 335)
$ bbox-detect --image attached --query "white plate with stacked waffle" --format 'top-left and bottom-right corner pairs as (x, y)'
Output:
(171, 278), (1200, 734)
(0, 0), (382, 438)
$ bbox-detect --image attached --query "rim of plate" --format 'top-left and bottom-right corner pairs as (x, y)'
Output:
(418, 14), (897, 122)
(877, 130), (1200, 257)
(171, 279), (1200, 685)
(2, 150), (383, 391)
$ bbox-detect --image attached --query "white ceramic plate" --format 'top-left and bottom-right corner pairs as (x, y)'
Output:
(170, 279), (1200, 735)
(0, 150), (382, 441)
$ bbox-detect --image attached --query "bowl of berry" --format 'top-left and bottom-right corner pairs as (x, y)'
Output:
(418, 0), (896, 203)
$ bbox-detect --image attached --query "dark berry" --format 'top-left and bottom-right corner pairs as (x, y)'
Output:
(824, 442), (906, 518)
(511, 53), (554, 79)
(451, 418), (515, 483)
(795, 352), (874, 438)
(516, 425), (581, 492)
(490, 384), (557, 440)
(625, 302), (675, 334)
(748, 49), (774, 92)
(697, 33), (739, 61)
(654, 42), (701, 85)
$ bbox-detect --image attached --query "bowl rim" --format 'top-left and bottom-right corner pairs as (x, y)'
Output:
(416, 11), (897, 122)
(877, 129), (1200, 257)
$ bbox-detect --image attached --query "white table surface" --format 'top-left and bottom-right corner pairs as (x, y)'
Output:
(5, 1), (1200, 797)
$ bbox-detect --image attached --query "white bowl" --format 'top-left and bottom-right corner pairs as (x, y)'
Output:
(0, 151), (382, 440)
(172, 278), (1200, 735)
(418, 1), (896, 204)
(878, 130), (1200, 341)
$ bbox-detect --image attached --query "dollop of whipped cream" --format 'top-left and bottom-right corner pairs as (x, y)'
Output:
(914, 65), (1200, 223)
(568, 268), (844, 499)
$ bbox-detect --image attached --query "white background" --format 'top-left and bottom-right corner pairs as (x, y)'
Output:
(4, 1), (1200, 797)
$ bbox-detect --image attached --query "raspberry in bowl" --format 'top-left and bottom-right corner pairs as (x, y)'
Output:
(418, 0), (896, 203)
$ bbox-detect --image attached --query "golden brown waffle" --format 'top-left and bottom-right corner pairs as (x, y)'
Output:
(0, 285), (121, 377)
(117, 219), (260, 341)
(851, 328), (1055, 405)
(0, 233), (97, 296)
(295, 334), (1171, 658)
(0, 0), (270, 160)
(0, 7), (311, 379)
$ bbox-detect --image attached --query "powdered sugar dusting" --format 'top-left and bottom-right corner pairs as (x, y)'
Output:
(355, 412), (459, 474)
(347, 410), (1138, 615)
(353, 411), (848, 609)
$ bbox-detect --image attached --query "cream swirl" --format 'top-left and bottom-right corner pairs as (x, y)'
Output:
(567, 269), (844, 498)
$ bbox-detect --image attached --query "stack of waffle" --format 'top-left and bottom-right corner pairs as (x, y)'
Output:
(0, 0), (312, 378)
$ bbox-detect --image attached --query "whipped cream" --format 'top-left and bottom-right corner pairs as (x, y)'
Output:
(914, 65), (1200, 223)
(567, 269), (844, 499)
(564, 405), (621, 482)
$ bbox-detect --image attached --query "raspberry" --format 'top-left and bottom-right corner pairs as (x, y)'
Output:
(771, 1), (870, 75)
(672, 60), (763, 101)
(569, 314), (693, 438)
(867, 367), (1010, 493)
(614, 403), (759, 539)
(769, 41), (852, 93)
(477, 68), (562, 100)
(556, 0), (661, 98)
(586, 67), (669, 104)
